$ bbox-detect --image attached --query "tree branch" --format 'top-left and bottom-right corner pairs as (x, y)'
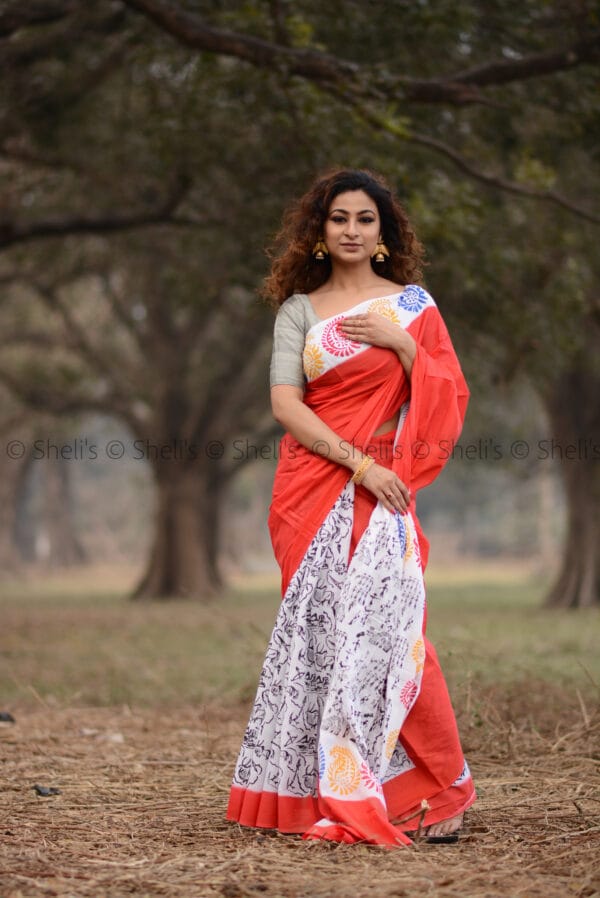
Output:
(406, 132), (600, 225)
(119, 0), (600, 223)
(121, 0), (358, 84)
(220, 414), (282, 481)
(30, 280), (124, 380)
(0, 6), (128, 70)
(121, 0), (600, 105)
(353, 105), (600, 226)
(0, 0), (77, 38)
(0, 365), (114, 418)
(0, 329), (64, 351)
(0, 175), (191, 250)
(451, 35), (600, 87)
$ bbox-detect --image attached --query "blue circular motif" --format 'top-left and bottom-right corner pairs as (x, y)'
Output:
(396, 515), (407, 557)
(397, 285), (430, 313)
(318, 743), (326, 779)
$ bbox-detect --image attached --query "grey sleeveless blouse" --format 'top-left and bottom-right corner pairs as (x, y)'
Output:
(269, 294), (321, 389)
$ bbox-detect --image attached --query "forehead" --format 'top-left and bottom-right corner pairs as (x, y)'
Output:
(329, 189), (377, 212)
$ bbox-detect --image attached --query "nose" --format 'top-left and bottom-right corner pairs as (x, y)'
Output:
(344, 222), (359, 238)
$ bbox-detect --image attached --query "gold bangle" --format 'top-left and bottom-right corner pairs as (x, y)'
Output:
(351, 454), (375, 485)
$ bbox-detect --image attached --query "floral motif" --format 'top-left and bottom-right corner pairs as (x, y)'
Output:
(396, 285), (430, 313)
(396, 515), (406, 557)
(413, 531), (422, 571)
(411, 638), (425, 673)
(385, 730), (400, 760)
(360, 761), (383, 795)
(303, 336), (325, 380)
(368, 298), (400, 323)
(400, 679), (418, 709)
(404, 521), (413, 561)
(322, 316), (362, 357)
(327, 745), (361, 795)
(231, 491), (428, 804)
(318, 743), (326, 779)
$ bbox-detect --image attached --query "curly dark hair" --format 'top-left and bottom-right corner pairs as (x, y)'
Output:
(262, 168), (425, 307)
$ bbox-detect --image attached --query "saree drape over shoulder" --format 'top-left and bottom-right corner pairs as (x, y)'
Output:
(226, 286), (476, 847)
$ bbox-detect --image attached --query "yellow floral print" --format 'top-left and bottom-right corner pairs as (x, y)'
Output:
(368, 298), (400, 323)
(303, 336), (324, 380)
(327, 745), (361, 795)
(385, 729), (400, 760)
(404, 522), (413, 561)
(412, 638), (425, 673)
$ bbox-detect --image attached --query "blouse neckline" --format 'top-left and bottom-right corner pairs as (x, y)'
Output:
(301, 287), (412, 326)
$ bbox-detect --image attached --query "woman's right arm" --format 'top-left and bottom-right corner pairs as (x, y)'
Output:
(271, 386), (410, 514)
(271, 384), (364, 474)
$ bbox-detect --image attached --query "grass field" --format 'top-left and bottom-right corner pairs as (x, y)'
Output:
(1, 562), (599, 898)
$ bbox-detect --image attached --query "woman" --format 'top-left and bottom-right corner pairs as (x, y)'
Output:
(226, 169), (476, 847)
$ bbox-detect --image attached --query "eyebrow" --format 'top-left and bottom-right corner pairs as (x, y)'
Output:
(330, 208), (376, 215)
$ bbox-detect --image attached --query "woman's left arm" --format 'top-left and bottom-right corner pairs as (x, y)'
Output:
(340, 312), (417, 377)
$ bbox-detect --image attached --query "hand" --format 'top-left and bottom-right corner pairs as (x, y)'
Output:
(339, 311), (405, 351)
(340, 311), (417, 376)
(360, 461), (411, 515)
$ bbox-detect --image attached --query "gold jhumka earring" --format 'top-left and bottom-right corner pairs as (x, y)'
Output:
(312, 238), (328, 260)
(372, 236), (390, 263)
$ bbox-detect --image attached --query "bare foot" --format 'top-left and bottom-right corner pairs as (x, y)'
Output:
(426, 812), (463, 838)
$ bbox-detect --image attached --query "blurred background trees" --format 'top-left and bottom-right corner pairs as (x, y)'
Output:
(0, 0), (598, 604)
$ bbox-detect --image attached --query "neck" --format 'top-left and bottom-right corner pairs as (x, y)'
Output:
(326, 261), (382, 293)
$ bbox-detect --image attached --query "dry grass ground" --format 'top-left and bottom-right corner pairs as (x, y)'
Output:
(1, 563), (599, 898)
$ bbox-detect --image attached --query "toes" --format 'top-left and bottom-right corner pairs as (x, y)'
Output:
(426, 814), (463, 837)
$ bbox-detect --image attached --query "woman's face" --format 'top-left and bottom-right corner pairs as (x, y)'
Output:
(323, 189), (381, 266)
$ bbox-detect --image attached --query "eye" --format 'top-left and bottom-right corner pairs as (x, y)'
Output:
(360, 217), (376, 224)
(330, 215), (346, 224)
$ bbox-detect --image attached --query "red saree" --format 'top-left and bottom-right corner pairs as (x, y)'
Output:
(226, 287), (475, 846)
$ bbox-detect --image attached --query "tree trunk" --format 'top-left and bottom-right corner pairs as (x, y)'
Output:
(132, 461), (223, 600)
(43, 456), (87, 567)
(0, 431), (31, 573)
(543, 362), (600, 608)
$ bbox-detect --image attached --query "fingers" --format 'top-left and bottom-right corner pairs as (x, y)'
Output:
(339, 312), (397, 349)
(338, 315), (369, 342)
(339, 313), (374, 335)
(362, 465), (411, 515)
(381, 481), (410, 515)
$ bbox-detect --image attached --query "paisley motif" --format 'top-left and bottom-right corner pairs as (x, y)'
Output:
(360, 761), (383, 794)
(318, 743), (326, 779)
(400, 679), (418, 709)
(321, 316), (362, 357)
(404, 520), (413, 561)
(327, 745), (361, 795)
(411, 638), (425, 673)
(385, 730), (400, 760)
(396, 514), (407, 557)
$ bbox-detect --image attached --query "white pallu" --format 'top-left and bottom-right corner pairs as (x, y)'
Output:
(232, 482), (426, 816)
